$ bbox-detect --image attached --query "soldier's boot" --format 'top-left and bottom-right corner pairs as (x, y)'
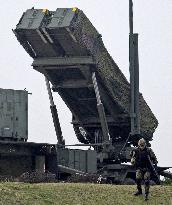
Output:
(144, 180), (150, 201)
(145, 193), (149, 201)
(134, 180), (142, 196)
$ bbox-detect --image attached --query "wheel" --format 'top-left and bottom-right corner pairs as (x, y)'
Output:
(123, 178), (135, 185)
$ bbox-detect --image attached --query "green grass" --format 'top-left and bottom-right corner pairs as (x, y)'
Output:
(0, 182), (171, 205)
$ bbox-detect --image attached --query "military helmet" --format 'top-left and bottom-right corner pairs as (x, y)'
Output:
(138, 138), (146, 149)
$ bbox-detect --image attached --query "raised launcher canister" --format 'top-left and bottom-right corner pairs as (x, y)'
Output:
(0, 88), (28, 141)
(14, 8), (160, 183)
(14, 8), (158, 143)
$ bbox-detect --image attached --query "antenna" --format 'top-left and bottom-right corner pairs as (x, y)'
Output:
(129, 0), (133, 34)
(129, 0), (140, 136)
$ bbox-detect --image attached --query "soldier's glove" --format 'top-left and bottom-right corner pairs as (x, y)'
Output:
(131, 157), (136, 166)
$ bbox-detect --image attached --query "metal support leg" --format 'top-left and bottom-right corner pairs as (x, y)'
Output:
(45, 77), (64, 145)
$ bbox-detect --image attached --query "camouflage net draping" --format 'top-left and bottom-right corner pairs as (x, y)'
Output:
(68, 10), (158, 137)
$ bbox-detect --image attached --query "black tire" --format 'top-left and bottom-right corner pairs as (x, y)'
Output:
(123, 178), (135, 185)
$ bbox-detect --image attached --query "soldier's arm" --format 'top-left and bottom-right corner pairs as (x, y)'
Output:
(130, 148), (137, 165)
(130, 148), (136, 157)
(148, 148), (158, 164)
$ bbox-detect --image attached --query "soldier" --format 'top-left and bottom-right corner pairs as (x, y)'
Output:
(130, 138), (158, 201)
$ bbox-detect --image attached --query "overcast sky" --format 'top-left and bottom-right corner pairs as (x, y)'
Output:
(0, 0), (172, 167)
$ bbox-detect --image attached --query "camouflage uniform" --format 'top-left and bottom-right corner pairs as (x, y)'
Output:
(130, 140), (158, 200)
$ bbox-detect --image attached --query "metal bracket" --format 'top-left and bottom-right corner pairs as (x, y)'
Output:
(32, 56), (95, 67)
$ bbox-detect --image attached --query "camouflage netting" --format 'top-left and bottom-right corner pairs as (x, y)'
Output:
(69, 10), (158, 136)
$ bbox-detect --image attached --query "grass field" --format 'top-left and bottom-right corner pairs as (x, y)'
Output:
(0, 182), (171, 205)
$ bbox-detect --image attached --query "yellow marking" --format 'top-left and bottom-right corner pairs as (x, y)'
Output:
(72, 7), (78, 12)
(42, 9), (49, 14)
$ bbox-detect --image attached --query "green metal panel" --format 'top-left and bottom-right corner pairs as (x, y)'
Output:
(57, 148), (97, 173)
(74, 150), (80, 170)
(68, 149), (75, 169)
(68, 149), (87, 172)
(79, 150), (87, 172)
(0, 88), (28, 140)
(87, 150), (97, 173)
(48, 8), (75, 28)
(16, 9), (46, 30)
(57, 148), (69, 166)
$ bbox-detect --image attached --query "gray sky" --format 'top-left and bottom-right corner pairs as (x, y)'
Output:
(0, 0), (172, 167)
